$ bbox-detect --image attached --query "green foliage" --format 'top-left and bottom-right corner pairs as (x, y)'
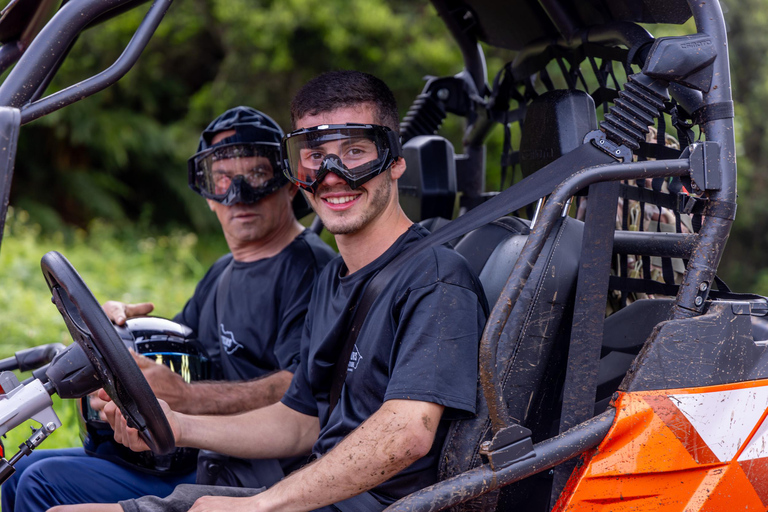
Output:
(5, 0), (768, 292)
(12, 0), (465, 236)
(718, 0), (768, 292)
(0, 207), (209, 356)
(0, 208), (214, 480)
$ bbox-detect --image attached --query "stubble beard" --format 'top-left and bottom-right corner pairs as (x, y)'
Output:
(319, 177), (392, 236)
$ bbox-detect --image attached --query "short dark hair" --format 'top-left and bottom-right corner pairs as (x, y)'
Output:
(290, 70), (399, 133)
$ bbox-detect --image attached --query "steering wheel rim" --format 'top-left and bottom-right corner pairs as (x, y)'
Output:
(40, 250), (175, 455)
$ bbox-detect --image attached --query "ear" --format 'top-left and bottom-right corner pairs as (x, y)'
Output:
(206, 198), (216, 212)
(287, 183), (299, 199)
(389, 157), (406, 181)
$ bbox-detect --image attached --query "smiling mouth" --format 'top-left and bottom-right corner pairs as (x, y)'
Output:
(324, 195), (358, 205)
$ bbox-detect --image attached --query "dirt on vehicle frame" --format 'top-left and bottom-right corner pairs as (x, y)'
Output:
(0, 0), (766, 511)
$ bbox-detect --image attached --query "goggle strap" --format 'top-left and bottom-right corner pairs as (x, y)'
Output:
(387, 130), (402, 159)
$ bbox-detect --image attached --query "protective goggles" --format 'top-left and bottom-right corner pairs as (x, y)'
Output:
(281, 124), (401, 193)
(187, 142), (287, 205)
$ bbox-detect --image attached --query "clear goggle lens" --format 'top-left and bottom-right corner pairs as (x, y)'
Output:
(188, 143), (282, 200)
(282, 124), (400, 191)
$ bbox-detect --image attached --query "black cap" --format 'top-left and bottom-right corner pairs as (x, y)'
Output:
(198, 106), (284, 152)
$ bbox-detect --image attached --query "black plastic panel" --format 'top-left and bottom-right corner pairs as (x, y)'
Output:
(399, 135), (457, 222)
(453, 0), (692, 50)
(623, 301), (768, 391)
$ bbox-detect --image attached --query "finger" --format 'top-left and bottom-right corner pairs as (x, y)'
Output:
(102, 301), (128, 325)
(97, 388), (112, 402)
(124, 302), (154, 319)
(103, 401), (118, 430)
(131, 351), (156, 369)
(89, 394), (108, 411)
(112, 407), (143, 451)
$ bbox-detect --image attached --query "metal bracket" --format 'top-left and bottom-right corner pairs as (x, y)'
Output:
(677, 193), (698, 214)
(684, 141), (721, 192)
(479, 424), (535, 471)
(0, 372), (21, 394)
(0, 379), (61, 437)
(731, 300), (768, 317)
(584, 130), (632, 163)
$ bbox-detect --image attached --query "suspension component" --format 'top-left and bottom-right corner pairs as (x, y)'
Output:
(400, 91), (447, 143)
(400, 74), (476, 143)
(601, 73), (670, 150)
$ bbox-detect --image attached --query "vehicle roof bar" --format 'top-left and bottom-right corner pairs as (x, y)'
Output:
(0, 0), (171, 123)
(0, 42), (22, 75)
(670, 0), (734, 318)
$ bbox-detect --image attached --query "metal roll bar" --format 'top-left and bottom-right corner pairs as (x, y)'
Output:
(672, 0), (736, 318)
(481, 156), (691, 429)
(0, 0), (171, 123)
(386, 409), (615, 511)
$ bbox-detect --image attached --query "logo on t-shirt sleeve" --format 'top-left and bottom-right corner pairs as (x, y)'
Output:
(220, 324), (244, 355)
(348, 344), (363, 372)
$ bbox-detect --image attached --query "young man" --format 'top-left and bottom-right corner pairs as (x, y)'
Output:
(58, 70), (487, 512)
(4, 107), (335, 512)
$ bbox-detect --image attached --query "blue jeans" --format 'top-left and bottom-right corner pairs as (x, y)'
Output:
(1, 448), (195, 512)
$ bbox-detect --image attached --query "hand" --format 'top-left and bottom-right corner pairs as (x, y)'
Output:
(189, 495), (263, 512)
(102, 300), (154, 325)
(131, 351), (190, 411)
(89, 390), (109, 420)
(102, 391), (179, 452)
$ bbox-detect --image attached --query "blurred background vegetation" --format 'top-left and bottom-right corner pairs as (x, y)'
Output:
(0, 0), (763, 466)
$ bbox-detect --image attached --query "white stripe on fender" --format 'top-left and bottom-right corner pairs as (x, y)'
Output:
(669, 387), (768, 462)
(738, 413), (768, 462)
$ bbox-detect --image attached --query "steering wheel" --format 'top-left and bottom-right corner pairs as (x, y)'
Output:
(40, 250), (175, 455)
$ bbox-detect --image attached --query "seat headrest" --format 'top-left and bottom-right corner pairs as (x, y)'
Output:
(519, 89), (598, 177)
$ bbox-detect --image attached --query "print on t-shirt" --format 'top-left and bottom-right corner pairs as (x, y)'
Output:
(347, 344), (363, 372)
(220, 323), (244, 355)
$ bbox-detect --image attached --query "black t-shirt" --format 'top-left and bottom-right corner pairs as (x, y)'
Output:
(174, 229), (336, 382)
(282, 224), (488, 504)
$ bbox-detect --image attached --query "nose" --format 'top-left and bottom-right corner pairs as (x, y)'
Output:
(319, 169), (346, 187)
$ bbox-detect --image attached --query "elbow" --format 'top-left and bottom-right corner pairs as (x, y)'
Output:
(398, 425), (437, 465)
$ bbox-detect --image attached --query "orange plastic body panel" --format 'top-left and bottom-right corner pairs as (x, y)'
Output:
(554, 380), (768, 511)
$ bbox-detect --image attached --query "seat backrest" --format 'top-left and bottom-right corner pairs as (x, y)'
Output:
(454, 216), (530, 304)
(440, 216), (584, 511)
(434, 88), (597, 511)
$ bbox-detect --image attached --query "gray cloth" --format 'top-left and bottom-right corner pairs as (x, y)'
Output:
(118, 484), (385, 512)
(119, 484), (263, 512)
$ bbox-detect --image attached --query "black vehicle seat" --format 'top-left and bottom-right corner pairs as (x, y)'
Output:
(440, 215), (584, 511)
(435, 89), (596, 511)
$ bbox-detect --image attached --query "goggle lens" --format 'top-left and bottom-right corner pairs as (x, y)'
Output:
(188, 143), (285, 204)
(282, 125), (400, 191)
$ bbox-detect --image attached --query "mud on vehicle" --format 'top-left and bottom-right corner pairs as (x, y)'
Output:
(0, 0), (764, 510)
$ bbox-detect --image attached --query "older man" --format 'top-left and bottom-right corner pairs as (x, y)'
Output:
(4, 107), (334, 512)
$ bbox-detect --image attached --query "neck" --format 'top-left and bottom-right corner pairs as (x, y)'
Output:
(229, 219), (305, 263)
(336, 204), (412, 274)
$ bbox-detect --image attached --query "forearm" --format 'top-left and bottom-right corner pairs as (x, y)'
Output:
(179, 370), (294, 415)
(178, 401), (319, 459)
(249, 400), (444, 512)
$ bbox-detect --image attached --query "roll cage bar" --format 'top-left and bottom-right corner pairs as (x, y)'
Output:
(0, 0), (741, 510)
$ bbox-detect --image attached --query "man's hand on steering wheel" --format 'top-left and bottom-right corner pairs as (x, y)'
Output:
(100, 389), (181, 453)
(102, 300), (155, 326)
(131, 351), (191, 411)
